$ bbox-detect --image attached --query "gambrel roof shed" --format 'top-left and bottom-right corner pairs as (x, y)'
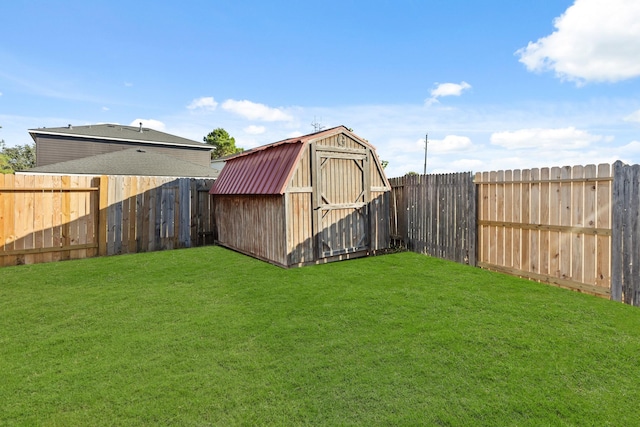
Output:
(210, 126), (391, 267)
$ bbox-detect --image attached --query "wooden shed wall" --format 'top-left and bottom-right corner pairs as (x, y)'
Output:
(214, 195), (287, 266)
(286, 192), (314, 265)
(285, 135), (391, 265)
(370, 191), (391, 251)
(316, 133), (363, 150)
(286, 144), (314, 265)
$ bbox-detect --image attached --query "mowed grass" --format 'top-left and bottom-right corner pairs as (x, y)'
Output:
(1, 247), (640, 426)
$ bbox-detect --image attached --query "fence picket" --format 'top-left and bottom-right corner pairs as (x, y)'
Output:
(390, 172), (476, 265)
(0, 174), (214, 267)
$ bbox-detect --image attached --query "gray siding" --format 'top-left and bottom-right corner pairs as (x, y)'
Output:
(35, 135), (211, 167)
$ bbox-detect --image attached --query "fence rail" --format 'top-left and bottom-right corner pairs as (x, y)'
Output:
(475, 164), (612, 298)
(0, 174), (215, 267)
(4, 162), (640, 307)
(390, 161), (640, 307)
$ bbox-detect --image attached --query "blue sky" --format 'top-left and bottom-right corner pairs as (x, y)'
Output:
(1, 0), (639, 177)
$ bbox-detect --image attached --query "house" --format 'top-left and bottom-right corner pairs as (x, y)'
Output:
(210, 153), (236, 173)
(19, 148), (219, 178)
(210, 126), (391, 267)
(29, 123), (212, 168)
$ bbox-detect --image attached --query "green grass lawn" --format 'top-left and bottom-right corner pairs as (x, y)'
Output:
(1, 247), (640, 426)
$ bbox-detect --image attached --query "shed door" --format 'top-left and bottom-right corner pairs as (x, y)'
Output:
(313, 149), (370, 258)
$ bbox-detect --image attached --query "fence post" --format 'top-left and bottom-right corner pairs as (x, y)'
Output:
(98, 175), (109, 256)
(610, 161), (624, 301)
(468, 172), (477, 267)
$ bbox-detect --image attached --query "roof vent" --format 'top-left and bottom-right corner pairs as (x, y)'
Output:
(137, 149), (146, 153)
(139, 122), (143, 132)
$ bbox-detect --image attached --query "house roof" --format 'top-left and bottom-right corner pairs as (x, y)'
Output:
(210, 126), (374, 196)
(20, 148), (220, 177)
(28, 124), (211, 150)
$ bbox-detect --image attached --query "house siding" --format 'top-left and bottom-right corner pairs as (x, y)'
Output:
(35, 135), (211, 167)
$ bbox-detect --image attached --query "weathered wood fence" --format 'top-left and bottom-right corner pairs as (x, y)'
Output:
(390, 161), (640, 307)
(612, 161), (640, 305)
(0, 174), (215, 267)
(389, 173), (476, 265)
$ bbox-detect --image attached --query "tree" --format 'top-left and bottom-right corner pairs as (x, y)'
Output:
(203, 128), (243, 159)
(0, 153), (12, 174)
(0, 140), (36, 173)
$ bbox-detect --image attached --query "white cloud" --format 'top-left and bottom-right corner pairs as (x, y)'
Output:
(490, 127), (607, 149)
(187, 96), (218, 111)
(244, 125), (266, 135)
(426, 81), (471, 105)
(0, 92), (3, 96)
(102, 106), (109, 111)
(221, 99), (293, 122)
(130, 119), (166, 131)
(411, 135), (473, 154)
(286, 131), (304, 138)
(428, 135), (473, 153)
(124, 82), (133, 87)
(620, 140), (640, 153)
(516, 0), (640, 84)
(624, 109), (640, 123)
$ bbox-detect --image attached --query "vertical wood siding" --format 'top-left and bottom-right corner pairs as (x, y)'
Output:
(370, 191), (391, 251)
(215, 195), (287, 266)
(286, 145), (314, 265)
(286, 192), (314, 265)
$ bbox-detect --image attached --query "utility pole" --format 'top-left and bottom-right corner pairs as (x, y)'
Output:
(423, 133), (428, 175)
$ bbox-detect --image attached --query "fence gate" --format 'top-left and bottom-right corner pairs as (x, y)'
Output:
(313, 147), (370, 258)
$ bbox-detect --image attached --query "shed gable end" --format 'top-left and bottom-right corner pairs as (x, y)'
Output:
(315, 133), (367, 152)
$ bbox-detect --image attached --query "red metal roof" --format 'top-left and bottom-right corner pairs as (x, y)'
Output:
(210, 125), (377, 196)
(210, 141), (305, 195)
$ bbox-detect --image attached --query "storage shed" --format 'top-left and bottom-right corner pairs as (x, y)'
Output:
(210, 126), (391, 267)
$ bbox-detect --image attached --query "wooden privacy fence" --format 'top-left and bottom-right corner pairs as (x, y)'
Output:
(100, 175), (215, 255)
(391, 161), (640, 307)
(0, 174), (99, 266)
(389, 173), (476, 265)
(0, 174), (215, 267)
(612, 161), (640, 305)
(476, 164), (612, 298)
